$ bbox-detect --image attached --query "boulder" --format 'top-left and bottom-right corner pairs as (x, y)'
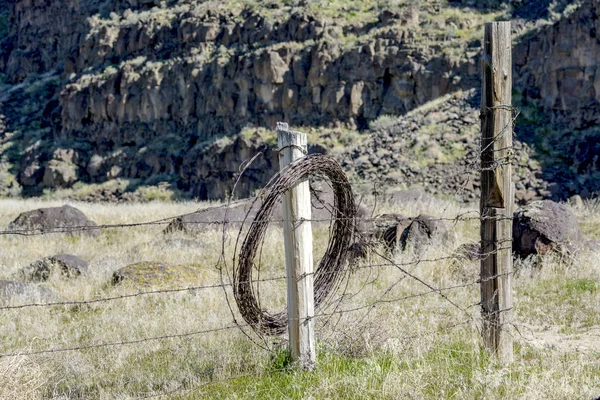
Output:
(8, 205), (98, 236)
(354, 204), (374, 235)
(112, 262), (206, 288)
(163, 202), (259, 234)
(345, 206), (391, 261)
(164, 185), (355, 234)
(20, 254), (89, 282)
(0, 280), (58, 306)
(379, 215), (412, 250)
(513, 200), (583, 258)
(399, 214), (454, 254)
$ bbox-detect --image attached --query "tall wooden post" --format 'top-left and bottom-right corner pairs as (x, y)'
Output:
(277, 122), (316, 370)
(480, 22), (514, 362)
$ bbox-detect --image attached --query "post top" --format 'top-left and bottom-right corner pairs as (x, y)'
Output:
(484, 21), (511, 26)
(276, 122), (307, 147)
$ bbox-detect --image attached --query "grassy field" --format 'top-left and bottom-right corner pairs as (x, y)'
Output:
(0, 196), (599, 399)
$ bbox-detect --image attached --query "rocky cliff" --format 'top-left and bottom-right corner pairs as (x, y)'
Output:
(1, 0), (484, 199)
(0, 0), (597, 201)
(514, 0), (600, 198)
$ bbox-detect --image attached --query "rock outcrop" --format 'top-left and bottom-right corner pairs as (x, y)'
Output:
(0, 0), (481, 199)
(513, 200), (584, 258)
(515, 1), (600, 198)
(8, 205), (98, 235)
(19, 254), (89, 281)
(343, 90), (547, 202)
(0, 0), (598, 201)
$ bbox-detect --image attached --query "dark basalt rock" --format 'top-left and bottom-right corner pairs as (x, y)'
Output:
(399, 214), (455, 255)
(513, 200), (583, 258)
(20, 254), (89, 282)
(8, 205), (98, 236)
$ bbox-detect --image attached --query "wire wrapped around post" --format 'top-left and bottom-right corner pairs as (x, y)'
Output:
(234, 154), (356, 336)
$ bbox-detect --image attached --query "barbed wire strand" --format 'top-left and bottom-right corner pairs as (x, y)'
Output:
(0, 241), (511, 312)
(0, 265), (514, 360)
(0, 119), (527, 399)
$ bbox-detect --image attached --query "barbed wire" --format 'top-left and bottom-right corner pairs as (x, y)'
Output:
(0, 211), (496, 236)
(0, 245), (511, 312)
(0, 275), (284, 311)
(0, 209), (512, 358)
(0, 257), (515, 360)
(0, 323), (249, 359)
(0, 286), (480, 360)
(0, 199), (257, 236)
(0, 113), (525, 398)
(0, 205), (513, 238)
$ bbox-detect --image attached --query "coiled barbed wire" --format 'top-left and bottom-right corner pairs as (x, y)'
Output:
(234, 154), (356, 336)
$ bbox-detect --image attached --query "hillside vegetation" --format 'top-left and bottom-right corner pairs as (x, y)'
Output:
(0, 0), (597, 202)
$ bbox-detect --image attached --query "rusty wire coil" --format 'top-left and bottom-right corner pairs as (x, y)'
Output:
(234, 154), (356, 336)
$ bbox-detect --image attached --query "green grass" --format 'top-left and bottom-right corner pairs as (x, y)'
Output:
(195, 349), (394, 399)
(240, 126), (277, 145)
(564, 278), (599, 295)
(179, 337), (600, 399)
(516, 256), (600, 330)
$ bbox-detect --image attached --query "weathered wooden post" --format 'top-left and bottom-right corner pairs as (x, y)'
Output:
(277, 122), (316, 370)
(480, 21), (514, 361)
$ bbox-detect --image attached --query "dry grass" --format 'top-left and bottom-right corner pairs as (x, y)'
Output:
(0, 197), (598, 399)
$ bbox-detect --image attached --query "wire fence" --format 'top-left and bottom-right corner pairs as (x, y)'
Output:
(0, 172), (516, 396)
(0, 54), (524, 393)
(2, 11), (599, 397)
(0, 119), (522, 397)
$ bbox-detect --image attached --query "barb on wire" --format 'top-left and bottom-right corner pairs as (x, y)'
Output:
(219, 151), (273, 351)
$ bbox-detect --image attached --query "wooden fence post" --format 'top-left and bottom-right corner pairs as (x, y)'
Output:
(277, 122), (316, 370)
(480, 21), (514, 362)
